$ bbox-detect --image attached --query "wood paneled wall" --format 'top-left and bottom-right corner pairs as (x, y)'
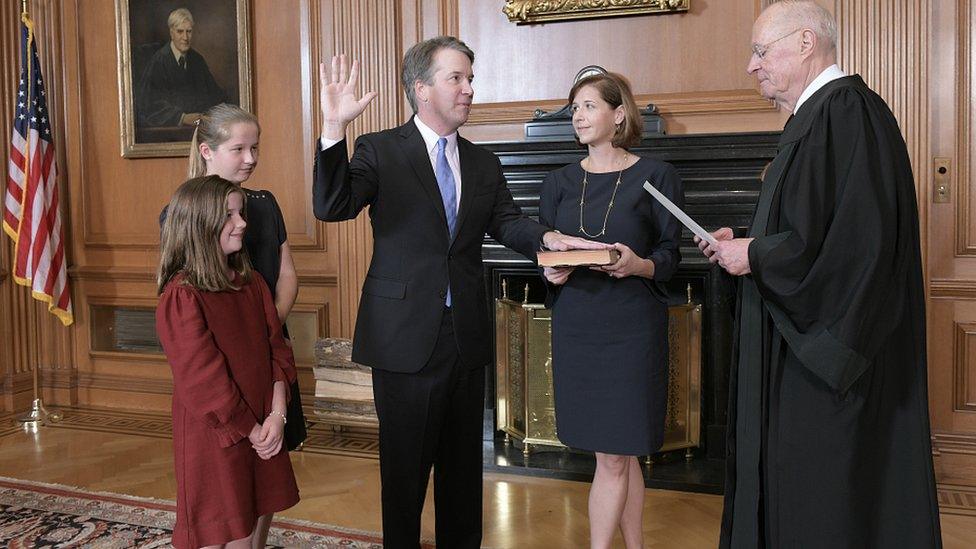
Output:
(832, 0), (929, 230)
(453, 0), (788, 141)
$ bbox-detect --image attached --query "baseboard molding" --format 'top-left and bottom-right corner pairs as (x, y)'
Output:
(939, 483), (976, 516)
(8, 405), (380, 459)
(76, 372), (173, 395)
(0, 371), (36, 395)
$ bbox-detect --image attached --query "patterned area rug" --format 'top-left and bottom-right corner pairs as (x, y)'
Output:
(0, 476), (385, 548)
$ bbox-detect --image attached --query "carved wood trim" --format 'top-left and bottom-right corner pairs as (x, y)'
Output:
(932, 432), (976, 455)
(294, 0), (329, 253)
(0, 1), (13, 409)
(955, 323), (976, 412)
(439, 0), (459, 37)
(502, 0), (689, 24)
(931, 279), (976, 299)
(88, 350), (167, 363)
(466, 89), (776, 126)
(71, 266), (338, 286)
(957, 0), (976, 255)
(288, 301), (332, 370)
(41, 367), (76, 389)
(76, 371), (173, 395)
(0, 371), (36, 396)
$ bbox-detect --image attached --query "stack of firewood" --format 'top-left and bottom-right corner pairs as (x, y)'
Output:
(312, 338), (378, 428)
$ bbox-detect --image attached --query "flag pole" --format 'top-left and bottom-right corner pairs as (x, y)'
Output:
(14, 0), (63, 431)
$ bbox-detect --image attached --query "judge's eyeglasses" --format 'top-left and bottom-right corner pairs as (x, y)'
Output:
(751, 28), (802, 60)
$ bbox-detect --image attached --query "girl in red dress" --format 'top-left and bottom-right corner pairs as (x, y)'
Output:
(156, 176), (299, 549)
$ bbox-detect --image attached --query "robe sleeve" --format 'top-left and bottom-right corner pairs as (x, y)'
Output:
(156, 282), (257, 447)
(254, 273), (297, 397)
(747, 87), (914, 394)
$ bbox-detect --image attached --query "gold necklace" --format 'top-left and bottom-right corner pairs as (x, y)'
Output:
(578, 157), (624, 238)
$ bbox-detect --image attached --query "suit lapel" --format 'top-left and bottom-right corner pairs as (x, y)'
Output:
(398, 119), (449, 228)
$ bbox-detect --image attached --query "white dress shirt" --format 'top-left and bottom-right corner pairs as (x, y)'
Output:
(170, 42), (185, 66)
(794, 64), (847, 114)
(320, 116), (463, 214)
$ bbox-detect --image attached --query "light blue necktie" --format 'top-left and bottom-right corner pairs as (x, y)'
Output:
(435, 137), (458, 306)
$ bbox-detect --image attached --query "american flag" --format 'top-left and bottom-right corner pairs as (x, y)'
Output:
(3, 14), (72, 326)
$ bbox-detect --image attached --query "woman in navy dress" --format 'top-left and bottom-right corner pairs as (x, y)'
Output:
(539, 72), (683, 548)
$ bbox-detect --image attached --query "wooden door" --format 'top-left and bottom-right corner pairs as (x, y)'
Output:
(928, 0), (976, 514)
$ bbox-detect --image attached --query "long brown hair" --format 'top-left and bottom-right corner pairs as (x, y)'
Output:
(157, 176), (252, 294)
(188, 103), (260, 179)
(568, 72), (642, 149)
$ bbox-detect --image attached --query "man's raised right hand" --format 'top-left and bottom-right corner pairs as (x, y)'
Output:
(320, 54), (378, 141)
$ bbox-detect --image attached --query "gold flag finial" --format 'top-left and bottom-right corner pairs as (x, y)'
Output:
(22, 0), (28, 16)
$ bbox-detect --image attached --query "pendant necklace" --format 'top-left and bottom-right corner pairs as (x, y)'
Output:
(578, 156), (624, 238)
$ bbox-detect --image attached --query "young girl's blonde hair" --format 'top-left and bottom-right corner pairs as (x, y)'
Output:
(158, 176), (252, 294)
(188, 103), (260, 178)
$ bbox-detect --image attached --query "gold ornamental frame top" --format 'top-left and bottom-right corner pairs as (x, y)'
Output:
(503, 0), (690, 25)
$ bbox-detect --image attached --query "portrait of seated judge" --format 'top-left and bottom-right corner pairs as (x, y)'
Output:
(127, 1), (243, 145)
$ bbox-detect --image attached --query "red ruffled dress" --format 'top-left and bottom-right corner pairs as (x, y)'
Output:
(156, 272), (300, 548)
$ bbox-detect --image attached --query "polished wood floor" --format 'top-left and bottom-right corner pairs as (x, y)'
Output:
(1, 422), (974, 548)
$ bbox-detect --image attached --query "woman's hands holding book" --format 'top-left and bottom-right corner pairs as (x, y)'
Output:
(591, 243), (655, 279)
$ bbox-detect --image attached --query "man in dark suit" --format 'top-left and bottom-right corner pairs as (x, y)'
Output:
(313, 36), (604, 548)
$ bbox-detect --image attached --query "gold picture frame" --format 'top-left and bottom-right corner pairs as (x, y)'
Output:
(115, 0), (252, 158)
(504, 0), (689, 24)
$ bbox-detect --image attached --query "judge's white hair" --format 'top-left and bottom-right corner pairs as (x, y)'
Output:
(168, 8), (194, 29)
(766, 0), (837, 52)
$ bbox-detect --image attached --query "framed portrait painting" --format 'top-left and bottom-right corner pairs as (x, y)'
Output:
(115, 0), (251, 158)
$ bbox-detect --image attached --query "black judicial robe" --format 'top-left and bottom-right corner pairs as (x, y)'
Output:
(719, 75), (942, 548)
(136, 45), (225, 128)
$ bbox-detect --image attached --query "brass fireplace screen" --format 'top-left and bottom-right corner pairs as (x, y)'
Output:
(495, 284), (702, 457)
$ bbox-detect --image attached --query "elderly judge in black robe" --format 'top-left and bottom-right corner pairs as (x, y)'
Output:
(699, 2), (942, 547)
